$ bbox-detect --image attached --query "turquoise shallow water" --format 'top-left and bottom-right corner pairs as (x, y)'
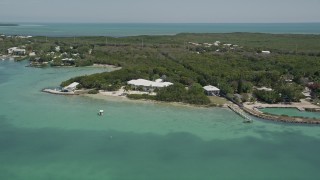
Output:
(261, 108), (320, 119)
(1, 60), (320, 179)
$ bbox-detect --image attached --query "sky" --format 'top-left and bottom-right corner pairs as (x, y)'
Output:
(0, 0), (319, 23)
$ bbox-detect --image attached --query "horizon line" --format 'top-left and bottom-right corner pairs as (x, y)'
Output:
(1, 21), (320, 24)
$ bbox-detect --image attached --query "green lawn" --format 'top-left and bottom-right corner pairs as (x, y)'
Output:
(208, 96), (230, 106)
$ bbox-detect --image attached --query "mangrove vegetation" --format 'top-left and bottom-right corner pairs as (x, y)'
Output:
(1, 33), (320, 105)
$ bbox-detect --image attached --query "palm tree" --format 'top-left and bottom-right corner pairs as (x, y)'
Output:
(123, 85), (130, 93)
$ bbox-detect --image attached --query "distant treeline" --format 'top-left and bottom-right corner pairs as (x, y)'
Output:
(0, 23), (19, 26)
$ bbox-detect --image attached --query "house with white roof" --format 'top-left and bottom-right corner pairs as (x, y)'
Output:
(62, 82), (79, 92)
(62, 58), (75, 61)
(203, 85), (220, 96)
(256, 87), (273, 91)
(214, 41), (221, 46)
(262, 50), (271, 54)
(55, 46), (60, 52)
(128, 79), (173, 91)
(7, 47), (26, 55)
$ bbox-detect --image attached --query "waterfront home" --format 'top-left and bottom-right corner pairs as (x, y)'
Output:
(62, 58), (75, 61)
(61, 58), (75, 65)
(7, 47), (26, 55)
(42, 82), (80, 95)
(62, 82), (79, 92)
(128, 79), (173, 92)
(203, 85), (220, 96)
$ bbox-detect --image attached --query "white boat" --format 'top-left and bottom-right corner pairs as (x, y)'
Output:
(98, 110), (104, 116)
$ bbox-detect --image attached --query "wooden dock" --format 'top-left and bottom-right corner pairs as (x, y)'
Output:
(228, 105), (253, 123)
(297, 107), (305, 111)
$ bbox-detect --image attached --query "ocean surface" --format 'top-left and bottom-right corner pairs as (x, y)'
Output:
(0, 23), (320, 37)
(1, 60), (320, 179)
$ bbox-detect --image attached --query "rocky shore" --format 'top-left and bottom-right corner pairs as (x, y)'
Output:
(241, 100), (320, 124)
(243, 107), (320, 125)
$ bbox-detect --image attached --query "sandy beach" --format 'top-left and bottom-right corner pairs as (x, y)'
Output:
(83, 88), (137, 102)
(82, 88), (224, 109)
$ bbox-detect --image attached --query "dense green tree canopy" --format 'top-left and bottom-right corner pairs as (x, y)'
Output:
(2, 33), (320, 104)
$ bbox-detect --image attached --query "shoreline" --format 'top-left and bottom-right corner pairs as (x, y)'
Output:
(83, 90), (229, 109)
(82, 90), (320, 124)
(1, 55), (15, 60)
(243, 99), (320, 111)
(44, 87), (320, 124)
(91, 64), (120, 69)
(242, 100), (320, 124)
(243, 107), (320, 124)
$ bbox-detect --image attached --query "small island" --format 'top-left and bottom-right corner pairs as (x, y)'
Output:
(1, 33), (320, 124)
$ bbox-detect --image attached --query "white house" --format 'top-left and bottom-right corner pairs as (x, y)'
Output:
(214, 41), (221, 46)
(256, 87), (273, 91)
(7, 47), (26, 55)
(62, 82), (79, 92)
(55, 46), (61, 52)
(203, 43), (213, 47)
(262, 50), (271, 54)
(128, 79), (173, 91)
(223, 44), (232, 47)
(203, 85), (220, 96)
(62, 58), (75, 61)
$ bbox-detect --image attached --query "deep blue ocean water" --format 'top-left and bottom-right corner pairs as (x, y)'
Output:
(0, 23), (320, 37)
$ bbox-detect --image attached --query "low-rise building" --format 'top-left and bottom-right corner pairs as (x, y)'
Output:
(62, 82), (79, 92)
(203, 85), (220, 96)
(7, 47), (26, 55)
(128, 79), (173, 91)
(55, 46), (60, 52)
(256, 87), (273, 91)
(214, 41), (221, 46)
(262, 50), (271, 54)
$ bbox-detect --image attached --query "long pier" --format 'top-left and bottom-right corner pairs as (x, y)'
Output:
(228, 105), (253, 123)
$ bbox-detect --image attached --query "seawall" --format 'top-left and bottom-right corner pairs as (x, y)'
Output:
(243, 107), (320, 125)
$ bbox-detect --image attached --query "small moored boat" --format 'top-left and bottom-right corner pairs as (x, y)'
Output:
(98, 110), (104, 116)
